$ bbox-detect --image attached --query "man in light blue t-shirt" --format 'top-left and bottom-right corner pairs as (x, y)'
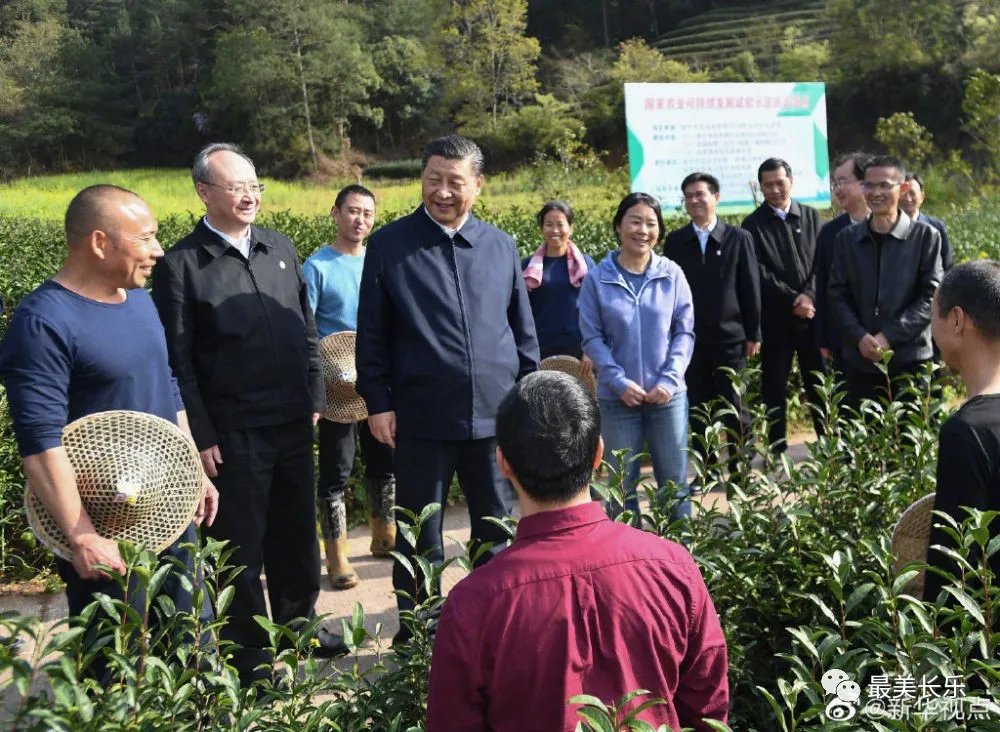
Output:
(304, 185), (395, 590)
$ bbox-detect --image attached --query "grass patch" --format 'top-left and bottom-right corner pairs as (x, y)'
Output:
(0, 167), (622, 221)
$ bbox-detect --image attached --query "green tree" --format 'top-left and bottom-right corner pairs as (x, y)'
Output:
(962, 69), (1000, 176)
(205, 0), (381, 174)
(962, 0), (1000, 70)
(371, 36), (436, 151)
(609, 38), (709, 86)
(874, 111), (935, 166)
(826, 0), (962, 77)
(0, 1), (95, 173)
(489, 93), (587, 162)
(712, 51), (763, 83)
(433, 0), (540, 134)
(773, 26), (830, 83)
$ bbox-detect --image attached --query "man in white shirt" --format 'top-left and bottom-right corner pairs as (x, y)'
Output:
(664, 172), (761, 475)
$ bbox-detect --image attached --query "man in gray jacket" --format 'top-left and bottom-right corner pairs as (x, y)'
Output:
(827, 156), (943, 408)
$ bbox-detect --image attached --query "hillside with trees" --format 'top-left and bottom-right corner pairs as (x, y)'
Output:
(1, 0), (999, 180)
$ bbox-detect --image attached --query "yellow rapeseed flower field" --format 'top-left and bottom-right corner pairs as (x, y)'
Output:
(0, 168), (621, 220)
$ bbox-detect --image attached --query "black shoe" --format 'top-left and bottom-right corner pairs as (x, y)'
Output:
(313, 627), (350, 658)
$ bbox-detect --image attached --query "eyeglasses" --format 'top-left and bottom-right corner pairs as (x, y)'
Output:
(861, 181), (901, 193)
(200, 180), (266, 196)
(831, 178), (858, 190)
(682, 192), (710, 201)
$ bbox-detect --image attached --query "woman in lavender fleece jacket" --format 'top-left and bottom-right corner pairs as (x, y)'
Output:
(579, 192), (696, 523)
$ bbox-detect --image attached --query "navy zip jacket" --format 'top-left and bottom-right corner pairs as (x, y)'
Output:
(663, 221), (761, 347)
(356, 208), (539, 441)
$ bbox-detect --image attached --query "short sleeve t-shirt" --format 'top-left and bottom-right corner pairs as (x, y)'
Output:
(0, 281), (184, 457)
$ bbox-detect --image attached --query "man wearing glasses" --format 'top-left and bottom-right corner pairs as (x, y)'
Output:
(663, 172), (761, 477)
(814, 152), (871, 368)
(827, 155), (943, 408)
(151, 143), (344, 686)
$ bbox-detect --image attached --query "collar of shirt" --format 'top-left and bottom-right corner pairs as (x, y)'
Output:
(692, 217), (716, 253)
(770, 203), (791, 221)
(423, 205), (469, 240)
(862, 210), (912, 242)
(692, 217), (717, 237)
(203, 216), (252, 258)
(515, 501), (609, 541)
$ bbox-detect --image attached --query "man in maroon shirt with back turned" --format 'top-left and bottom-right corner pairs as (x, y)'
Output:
(426, 371), (729, 731)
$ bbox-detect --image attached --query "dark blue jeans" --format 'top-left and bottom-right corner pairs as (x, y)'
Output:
(599, 392), (690, 522)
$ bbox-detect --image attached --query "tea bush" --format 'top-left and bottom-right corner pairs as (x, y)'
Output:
(0, 373), (997, 730)
(0, 198), (997, 580)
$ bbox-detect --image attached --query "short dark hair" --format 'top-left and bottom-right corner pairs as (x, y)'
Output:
(495, 371), (601, 503)
(64, 184), (142, 243)
(681, 172), (720, 195)
(421, 135), (485, 177)
(864, 155), (906, 180)
(334, 184), (375, 210)
(758, 158), (792, 182)
(905, 172), (924, 192)
(832, 151), (871, 181)
(612, 192), (667, 245)
(936, 260), (1000, 340)
(536, 200), (574, 228)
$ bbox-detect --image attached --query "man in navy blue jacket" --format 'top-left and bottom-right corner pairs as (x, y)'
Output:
(356, 135), (539, 643)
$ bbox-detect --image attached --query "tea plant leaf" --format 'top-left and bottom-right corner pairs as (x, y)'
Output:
(845, 582), (876, 614)
(943, 586), (986, 624)
(573, 708), (615, 732)
(891, 569), (921, 595)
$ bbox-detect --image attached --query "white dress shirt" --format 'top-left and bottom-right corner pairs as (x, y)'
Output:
(203, 216), (252, 259)
(692, 217), (718, 255)
(423, 206), (468, 240)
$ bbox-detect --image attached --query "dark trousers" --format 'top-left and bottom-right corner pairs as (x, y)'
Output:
(207, 418), (321, 683)
(843, 359), (930, 411)
(58, 523), (213, 681)
(761, 314), (827, 453)
(686, 343), (749, 470)
(392, 436), (514, 615)
(317, 418), (394, 502)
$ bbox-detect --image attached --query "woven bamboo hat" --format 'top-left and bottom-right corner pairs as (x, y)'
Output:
(320, 331), (368, 424)
(539, 355), (597, 396)
(890, 493), (936, 597)
(25, 410), (203, 561)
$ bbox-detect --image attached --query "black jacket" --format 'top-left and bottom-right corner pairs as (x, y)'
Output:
(741, 201), (821, 313)
(151, 220), (325, 450)
(828, 212), (943, 371)
(814, 212), (855, 351)
(356, 208), (539, 442)
(663, 220), (761, 347)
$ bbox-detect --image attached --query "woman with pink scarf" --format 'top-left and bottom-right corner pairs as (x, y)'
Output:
(521, 201), (596, 377)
